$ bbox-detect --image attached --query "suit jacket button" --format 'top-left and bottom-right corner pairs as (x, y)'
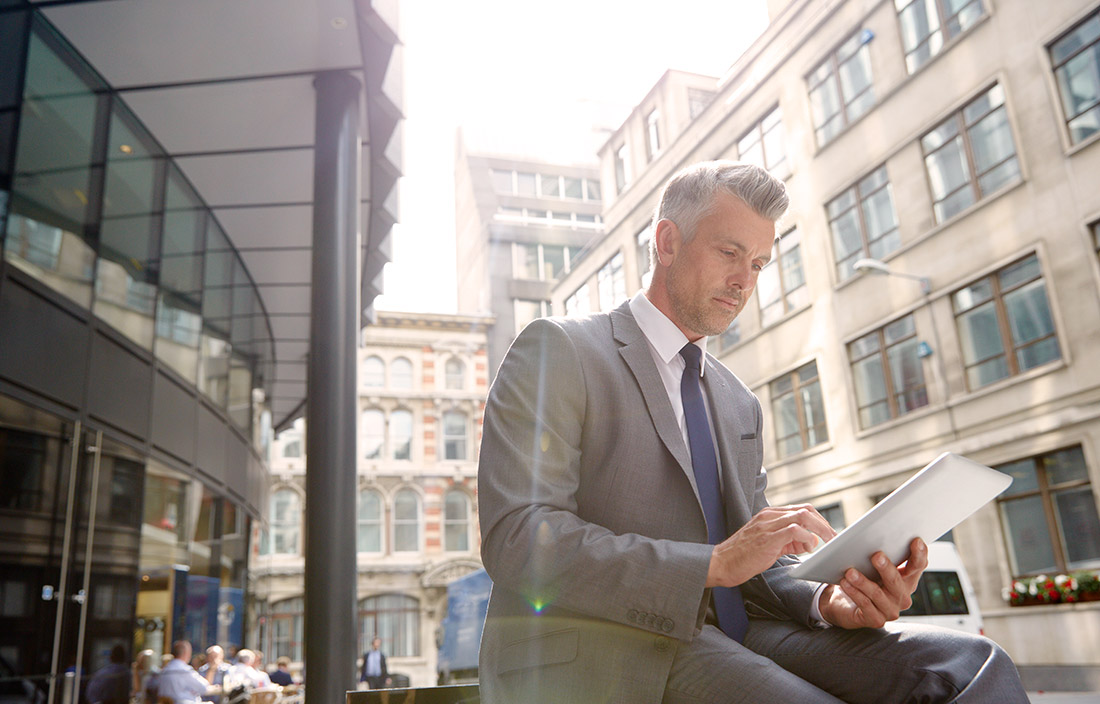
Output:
(654, 636), (671, 652)
(662, 619), (674, 633)
(628, 609), (639, 623)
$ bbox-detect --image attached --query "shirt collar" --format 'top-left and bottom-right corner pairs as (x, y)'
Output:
(628, 291), (707, 376)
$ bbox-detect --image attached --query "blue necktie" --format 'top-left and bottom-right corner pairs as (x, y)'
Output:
(679, 342), (749, 642)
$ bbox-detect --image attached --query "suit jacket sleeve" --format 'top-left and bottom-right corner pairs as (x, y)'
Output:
(478, 318), (714, 642)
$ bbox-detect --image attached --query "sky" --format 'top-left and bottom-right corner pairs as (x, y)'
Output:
(374, 0), (771, 314)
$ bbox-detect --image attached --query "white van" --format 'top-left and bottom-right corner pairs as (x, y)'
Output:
(897, 541), (984, 635)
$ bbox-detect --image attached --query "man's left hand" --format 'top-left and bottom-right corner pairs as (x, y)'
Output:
(818, 537), (928, 629)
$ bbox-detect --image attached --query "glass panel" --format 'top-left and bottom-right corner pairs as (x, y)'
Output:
(358, 490), (382, 553)
(924, 138), (969, 202)
(363, 356), (384, 387)
(540, 174), (560, 198)
(393, 491), (419, 551)
(445, 358), (464, 390)
(887, 337), (928, 414)
(952, 278), (993, 313)
(1001, 495), (1057, 574)
(956, 302), (1004, 367)
(516, 172), (536, 197)
(853, 356), (889, 428)
(1004, 279), (1055, 346)
(1054, 487), (1100, 568)
(995, 458), (1039, 494)
(390, 409), (412, 460)
(515, 242), (539, 280)
(800, 380), (828, 447)
(968, 106), (1016, 175)
(1050, 14), (1100, 65)
(362, 410), (384, 459)
(563, 177), (582, 199)
(443, 411), (467, 461)
(156, 167), (204, 381)
(7, 25), (103, 307)
(271, 488), (300, 555)
(391, 357), (413, 389)
(1044, 446), (1088, 485)
(200, 222), (232, 406)
(543, 244), (566, 279)
(998, 254), (1039, 290)
(490, 169), (512, 194)
(444, 491), (469, 551)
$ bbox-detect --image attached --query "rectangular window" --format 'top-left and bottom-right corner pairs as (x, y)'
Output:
(818, 503), (846, 531)
(921, 83), (1019, 223)
(597, 251), (627, 311)
(770, 361), (828, 458)
(808, 29), (876, 146)
(614, 144), (629, 194)
(540, 173), (560, 198)
(996, 446), (1100, 575)
(738, 106), (790, 180)
(849, 314), (929, 429)
(636, 223), (654, 287)
(565, 282), (591, 317)
(514, 242), (540, 280)
(516, 171), (537, 197)
(688, 88), (716, 119)
(585, 178), (602, 202)
(1049, 8), (1100, 146)
(757, 228), (808, 327)
(442, 411), (467, 461)
(563, 176), (583, 199)
(645, 108), (661, 161)
(717, 319), (741, 352)
(952, 253), (1060, 390)
(828, 166), (900, 282)
(514, 298), (550, 331)
(490, 168), (513, 194)
(896, 0), (985, 74)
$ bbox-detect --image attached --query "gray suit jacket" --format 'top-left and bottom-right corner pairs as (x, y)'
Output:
(477, 302), (818, 703)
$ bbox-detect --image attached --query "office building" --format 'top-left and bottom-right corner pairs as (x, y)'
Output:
(0, 1), (401, 700)
(453, 137), (604, 376)
(553, 0), (1100, 688)
(252, 310), (491, 686)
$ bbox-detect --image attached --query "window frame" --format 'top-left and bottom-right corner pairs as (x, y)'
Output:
(357, 488), (384, 554)
(827, 165), (900, 282)
(847, 313), (929, 429)
(597, 251), (626, 311)
(769, 361), (829, 459)
(737, 105), (790, 179)
(920, 83), (1020, 224)
(444, 358), (465, 390)
(757, 228), (808, 327)
(1048, 7), (1100, 147)
(441, 410), (468, 461)
(996, 446), (1100, 576)
(270, 488), (301, 556)
(443, 489), (471, 552)
(951, 253), (1060, 391)
(807, 28), (876, 146)
(895, 0), (986, 74)
(392, 488), (421, 553)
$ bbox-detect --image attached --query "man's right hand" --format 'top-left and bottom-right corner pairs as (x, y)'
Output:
(706, 504), (836, 587)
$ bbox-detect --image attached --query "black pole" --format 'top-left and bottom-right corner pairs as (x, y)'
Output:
(305, 70), (361, 704)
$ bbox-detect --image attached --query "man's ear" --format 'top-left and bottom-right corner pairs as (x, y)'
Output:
(653, 219), (680, 267)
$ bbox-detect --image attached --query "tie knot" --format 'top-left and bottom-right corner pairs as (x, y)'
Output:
(679, 342), (702, 372)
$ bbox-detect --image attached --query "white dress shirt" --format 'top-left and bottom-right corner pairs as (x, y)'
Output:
(156, 659), (211, 704)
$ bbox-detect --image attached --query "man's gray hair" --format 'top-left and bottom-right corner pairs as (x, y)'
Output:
(653, 160), (789, 242)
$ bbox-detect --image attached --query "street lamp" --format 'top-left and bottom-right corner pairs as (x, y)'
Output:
(852, 257), (957, 439)
(852, 257), (931, 295)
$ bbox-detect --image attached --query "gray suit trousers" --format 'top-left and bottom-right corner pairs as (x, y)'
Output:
(662, 619), (1027, 703)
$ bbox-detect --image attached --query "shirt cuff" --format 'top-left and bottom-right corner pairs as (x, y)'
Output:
(809, 583), (832, 628)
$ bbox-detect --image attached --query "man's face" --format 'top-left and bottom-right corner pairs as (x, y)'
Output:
(664, 191), (775, 338)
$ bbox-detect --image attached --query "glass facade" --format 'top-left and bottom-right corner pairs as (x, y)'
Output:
(0, 11), (267, 694)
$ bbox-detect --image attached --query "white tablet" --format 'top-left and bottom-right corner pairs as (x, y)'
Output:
(789, 452), (1012, 585)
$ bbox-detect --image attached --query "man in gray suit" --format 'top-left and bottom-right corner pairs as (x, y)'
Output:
(477, 160), (1027, 703)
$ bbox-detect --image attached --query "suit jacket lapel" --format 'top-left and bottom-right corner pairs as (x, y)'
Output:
(610, 303), (698, 496)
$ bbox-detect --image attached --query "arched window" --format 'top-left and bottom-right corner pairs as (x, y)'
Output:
(442, 411), (467, 461)
(363, 356), (384, 387)
(362, 409), (384, 459)
(390, 409), (412, 461)
(271, 489), (301, 555)
(391, 357), (413, 389)
(445, 358), (465, 390)
(393, 489), (420, 552)
(357, 489), (383, 553)
(270, 597), (304, 662)
(359, 593), (420, 657)
(444, 490), (470, 551)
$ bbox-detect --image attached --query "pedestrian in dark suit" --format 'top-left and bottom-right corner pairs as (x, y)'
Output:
(358, 637), (389, 690)
(476, 160), (1028, 703)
